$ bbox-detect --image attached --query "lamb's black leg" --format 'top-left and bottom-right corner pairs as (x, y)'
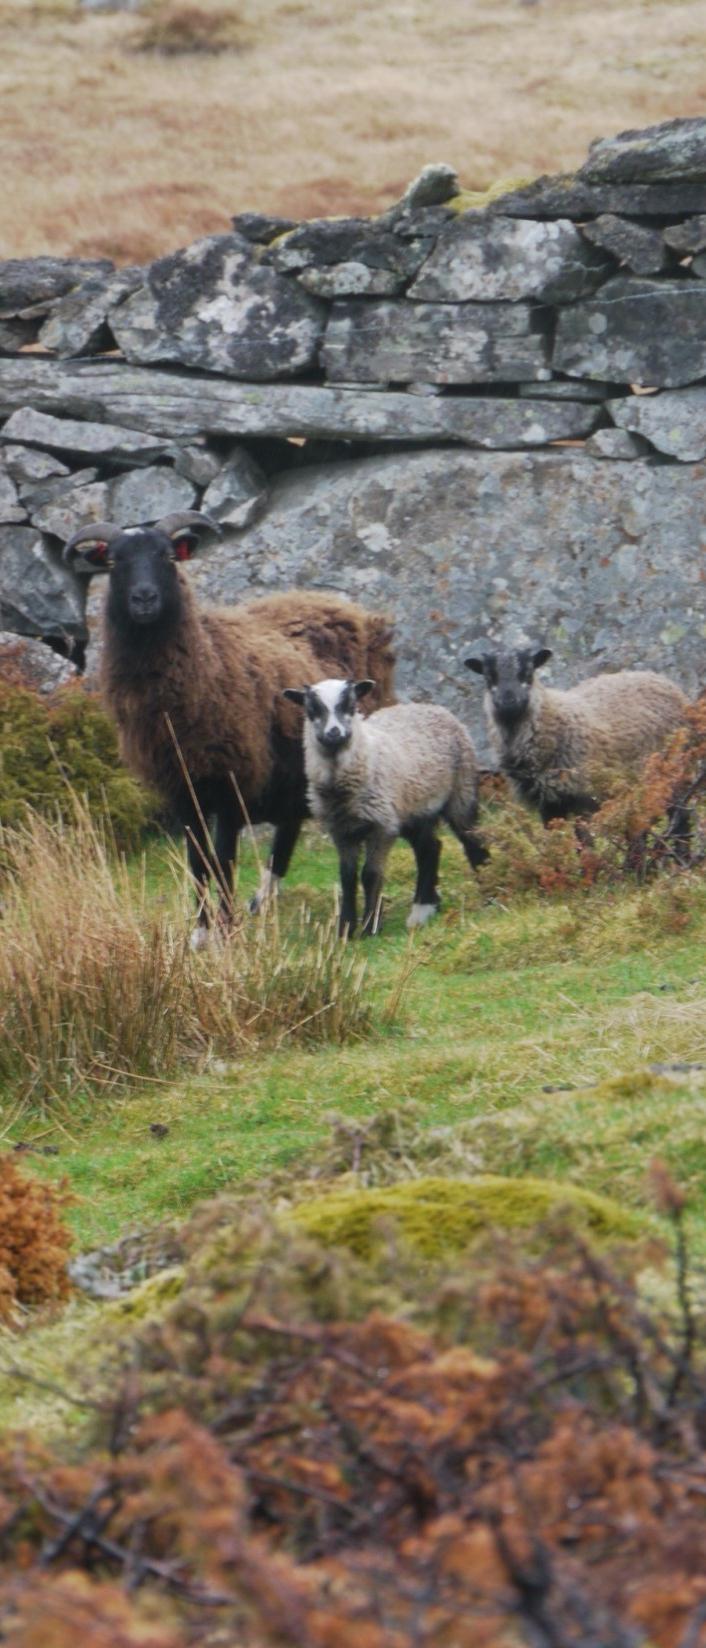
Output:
(361, 833), (393, 935)
(339, 844), (360, 938)
(406, 824), (442, 929)
(249, 817), (302, 913)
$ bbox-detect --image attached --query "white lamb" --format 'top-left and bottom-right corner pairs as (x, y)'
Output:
(283, 678), (487, 935)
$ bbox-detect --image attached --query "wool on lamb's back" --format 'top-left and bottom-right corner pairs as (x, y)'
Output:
(318, 701), (479, 832)
(529, 671), (689, 775)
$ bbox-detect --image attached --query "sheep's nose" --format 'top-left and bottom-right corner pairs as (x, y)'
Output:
(322, 726), (345, 748)
(130, 585), (159, 615)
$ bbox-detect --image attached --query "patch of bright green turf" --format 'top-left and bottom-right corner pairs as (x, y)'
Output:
(12, 828), (706, 1252)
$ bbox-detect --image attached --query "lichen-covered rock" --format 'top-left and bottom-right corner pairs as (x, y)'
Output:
(0, 358), (600, 443)
(2, 443), (69, 499)
(0, 317), (40, 353)
(609, 387), (706, 461)
(201, 447), (268, 528)
(410, 215), (609, 302)
(39, 266), (144, 358)
(0, 256), (113, 317)
(553, 276), (706, 387)
(30, 465), (197, 541)
(663, 216), (706, 254)
(190, 445), (706, 747)
(580, 118), (706, 184)
(396, 163), (460, 210)
(584, 426), (646, 460)
(0, 465), (26, 524)
(493, 173), (706, 220)
(288, 1175), (643, 1259)
(581, 214), (668, 275)
(1, 406), (175, 466)
(110, 233), (325, 379)
(322, 298), (550, 384)
(0, 631), (78, 693)
(518, 378), (619, 401)
(265, 216), (435, 296)
(0, 526), (85, 639)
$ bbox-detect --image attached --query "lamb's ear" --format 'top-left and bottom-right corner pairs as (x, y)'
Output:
(283, 688), (307, 707)
(464, 653), (488, 676)
(63, 521), (121, 575)
(532, 647), (553, 670)
(353, 679), (375, 701)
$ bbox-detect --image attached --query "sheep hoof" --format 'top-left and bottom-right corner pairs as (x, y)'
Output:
(190, 924), (211, 953)
(406, 902), (439, 930)
(248, 868), (280, 915)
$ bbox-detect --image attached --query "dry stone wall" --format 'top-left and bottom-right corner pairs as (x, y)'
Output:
(2, 117), (706, 738)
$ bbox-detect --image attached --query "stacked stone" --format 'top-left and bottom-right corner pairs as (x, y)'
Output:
(1, 120), (706, 715)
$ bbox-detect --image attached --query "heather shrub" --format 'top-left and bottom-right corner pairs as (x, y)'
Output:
(0, 681), (155, 849)
(0, 1154), (72, 1322)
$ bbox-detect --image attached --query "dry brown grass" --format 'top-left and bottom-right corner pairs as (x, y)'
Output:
(2, 0), (706, 264)
(0, 804), (395, 1113)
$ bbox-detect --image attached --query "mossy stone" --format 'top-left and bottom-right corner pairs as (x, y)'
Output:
(289, 1174), (642, 1260)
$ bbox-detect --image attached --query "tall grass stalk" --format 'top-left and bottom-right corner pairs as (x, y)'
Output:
(0, 806), (400, 1114)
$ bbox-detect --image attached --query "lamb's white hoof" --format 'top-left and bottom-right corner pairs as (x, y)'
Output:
(248, 868), (280, 914)
(190, 924), (211, 953)
(406, 902), (438, 930)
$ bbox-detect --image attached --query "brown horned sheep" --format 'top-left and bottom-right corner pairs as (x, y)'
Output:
(64, 511), (395, 941)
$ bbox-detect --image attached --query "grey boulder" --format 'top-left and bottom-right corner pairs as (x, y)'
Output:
(0, 527), (85, 640)
(580, 119), (706, 184)
(410, 215), (609, 302)
(580, 214), (668, 276)
(1, 406), (180, 466)
(39, 267), (144, 358)
(322, 299), (550, 384)
(0, 631), (78, 693)
(609, 388), (706, 461)
(0, 257), (113, 317)
(553, 277), (706, 387)
(110, 234), (325, 379)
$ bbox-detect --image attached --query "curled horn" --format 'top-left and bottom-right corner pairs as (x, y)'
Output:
(63, 521), (122, 572)
(153, 511), (222, 540)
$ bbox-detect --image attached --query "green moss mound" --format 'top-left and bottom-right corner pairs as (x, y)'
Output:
(289, 1174), (643, 1259)
(0, 682), (155, 848)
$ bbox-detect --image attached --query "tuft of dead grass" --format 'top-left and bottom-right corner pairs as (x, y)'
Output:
(132, 2), (249, 55)
(0, 804), (404, 1114)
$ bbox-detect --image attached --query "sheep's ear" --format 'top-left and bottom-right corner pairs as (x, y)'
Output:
(283, 688), (307, 707)
(63, 521), (121, 575)
(464, 654), (488, 676)
(532, 648), (553, 670)
(353, 679), (375, 701)
(155, 512), (222, 561)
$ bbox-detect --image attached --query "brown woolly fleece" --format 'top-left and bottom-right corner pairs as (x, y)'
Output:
(101, 580), (396, 818)
(488, 668), (689, 814)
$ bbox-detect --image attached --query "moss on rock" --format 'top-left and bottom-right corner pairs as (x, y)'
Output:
(289, 1174), (643, 1259)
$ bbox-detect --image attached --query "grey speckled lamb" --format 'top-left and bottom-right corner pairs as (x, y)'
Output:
(283, 678), (487, 936)
(465, 643), (689, 822)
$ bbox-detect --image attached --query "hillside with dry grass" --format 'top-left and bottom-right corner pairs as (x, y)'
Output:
(3, 0), (706, 264)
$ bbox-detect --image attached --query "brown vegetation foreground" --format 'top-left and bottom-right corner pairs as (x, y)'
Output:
(2, 1186), (706, 1646)
(3, 0), (706, 263)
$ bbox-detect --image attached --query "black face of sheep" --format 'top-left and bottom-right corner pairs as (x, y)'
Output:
(283, 678), (375, 755)
(465, 644), (552, 728)
(64, 512), (221, 638)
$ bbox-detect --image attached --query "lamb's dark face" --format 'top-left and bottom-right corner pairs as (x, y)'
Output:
(465, 646), (552, 727)
(284, 678), (375, 755)
(106, 528), (189, 631)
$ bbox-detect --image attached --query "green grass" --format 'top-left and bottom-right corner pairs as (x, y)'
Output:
(10, 825), (706, 1252)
